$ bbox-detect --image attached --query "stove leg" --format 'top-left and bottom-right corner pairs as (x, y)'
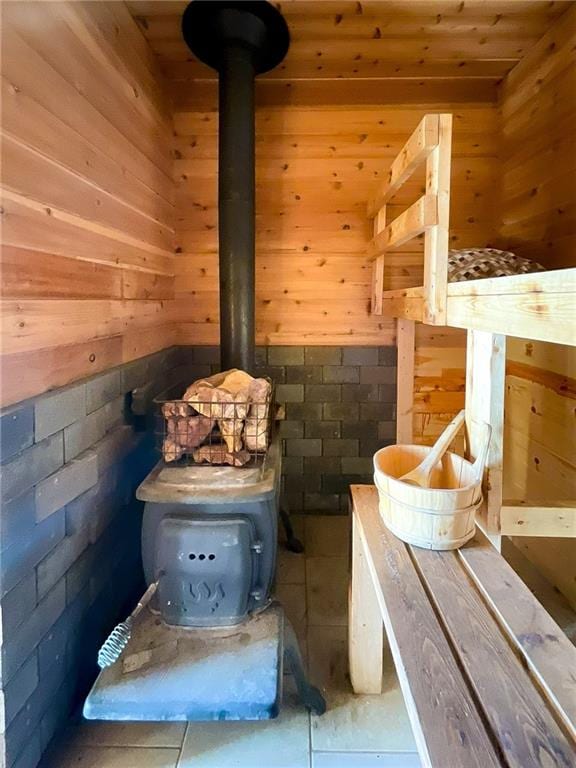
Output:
(283, 617), (326, 716)
(279, 496), (304, 553)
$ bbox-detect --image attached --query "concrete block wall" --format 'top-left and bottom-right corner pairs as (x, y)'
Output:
(0, 348), (181, 768)
(179, 345), (397, 513)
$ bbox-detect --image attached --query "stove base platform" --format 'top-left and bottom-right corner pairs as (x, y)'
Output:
(83, 602), (325, 722)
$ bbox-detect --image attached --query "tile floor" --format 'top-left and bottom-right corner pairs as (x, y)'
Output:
(43, 515), (419, 768)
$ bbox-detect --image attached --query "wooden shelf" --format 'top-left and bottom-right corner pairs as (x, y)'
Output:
(380, 268), (576, 346)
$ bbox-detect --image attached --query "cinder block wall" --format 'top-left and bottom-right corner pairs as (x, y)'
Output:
(179, 345), (397, 513)
(0, 348), (181, 768)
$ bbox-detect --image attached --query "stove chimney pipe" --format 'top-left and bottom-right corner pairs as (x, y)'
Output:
(182, 1), (290, 373)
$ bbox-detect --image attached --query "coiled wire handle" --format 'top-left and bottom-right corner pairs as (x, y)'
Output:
(97, 582), (158, 669)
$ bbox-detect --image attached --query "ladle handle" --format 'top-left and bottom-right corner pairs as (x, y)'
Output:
(419, 409), (466, 474)
(470, 421), (492, 485)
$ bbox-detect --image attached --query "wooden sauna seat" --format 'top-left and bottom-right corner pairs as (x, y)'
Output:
(348, 485), (576, 768)
(377, 269), (576, 346)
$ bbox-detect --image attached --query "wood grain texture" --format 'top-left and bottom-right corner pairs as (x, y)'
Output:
(413, 546), (576, 767)
(497, 3), (575, 270)
(0, 2), (176, 406)
(504, 345), (576, 609)
(169, 78), (500, 111)
(500, 503), (576, 538)
(349, 509), (384, 694)
(0, 246), (123, 300)
(128, 0), (564, 101)
(445, 270), (576, 346)
(494, 4), (576, 606)
(369, 194), (438, 259)
(350, 485), (502, 768)
(413, 325), (466, 448)
(368, 114), (439, 216)
(174, 101), (490, 450)
(465, 330), (506, 538)
(396, 319), (415, 443)
(351, 486), (576, 768)
(423, 113), (452, 323)
(173, 103), (498, 348)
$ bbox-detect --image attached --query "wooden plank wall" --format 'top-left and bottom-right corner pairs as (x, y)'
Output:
(413, 325), (466, 447)
(0, 2), (176, 407)
(497, 6), (576, 608)
(504, 341), (576, 608)
(173, 103), (499, 349)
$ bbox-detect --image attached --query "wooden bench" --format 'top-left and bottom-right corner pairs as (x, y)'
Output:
(349, 485), (576, 768)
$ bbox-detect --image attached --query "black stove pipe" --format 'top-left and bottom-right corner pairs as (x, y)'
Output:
(218, 44), (256, 372)
(181, 1), (290, 373)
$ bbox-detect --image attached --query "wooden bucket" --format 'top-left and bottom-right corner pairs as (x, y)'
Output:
(373, 425), (490, 550)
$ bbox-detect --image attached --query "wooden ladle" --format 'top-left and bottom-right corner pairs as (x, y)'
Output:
(399, 409), (466, 488)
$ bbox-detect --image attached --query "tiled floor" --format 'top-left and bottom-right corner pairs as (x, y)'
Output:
(43, 516), (419, 768)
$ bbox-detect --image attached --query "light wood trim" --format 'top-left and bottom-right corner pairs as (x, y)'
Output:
(172, 78), (501, 111)
(446, 269), (576, 346)
(349, 507), (383, 695)
(423, 114), (452, 325)
(500, 502), (576, 538)
(367, 114), (439, 217)
(380, 287), (424, 321)
(378, 270), (576, 346)
(371, 257), (385, 316)
(350, 485), (503, 768)
(1, 187), (174, 261)
(368, 194), (437, 262)
(366, 113), (450, 323)
(396, 319), (415, 444)
(350, 486), (576, 760)
(465, 330), (506, 543)
(458, 536), (576, 740)
(371, 207), (387, 315)
(447, 268), (575, 297)
(412, 544), (576, 763)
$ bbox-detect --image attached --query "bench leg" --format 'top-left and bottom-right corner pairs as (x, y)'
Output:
(349, 513), (383, 694)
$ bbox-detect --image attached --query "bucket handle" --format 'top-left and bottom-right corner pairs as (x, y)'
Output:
(470, 421), (492, 485)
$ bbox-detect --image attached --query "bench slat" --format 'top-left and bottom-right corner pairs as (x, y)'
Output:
(458, 537), (576, 740)
(352, 485), (502, 768)
(412, 548), (576, 768)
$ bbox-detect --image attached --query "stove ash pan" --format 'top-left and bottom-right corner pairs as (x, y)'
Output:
(139, 441), (281, 628)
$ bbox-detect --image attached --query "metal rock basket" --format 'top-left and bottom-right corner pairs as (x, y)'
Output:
(154, 377), (274, 468)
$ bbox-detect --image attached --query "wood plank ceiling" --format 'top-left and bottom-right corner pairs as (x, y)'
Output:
(126, 0), (568, 106)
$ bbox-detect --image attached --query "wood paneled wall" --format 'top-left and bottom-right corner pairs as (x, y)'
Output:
(173, 103), (499, 346)
(497, 4), (575, 269)
(413, 325), (466, 447)
(0, 2), (176, 407)
(497, 6), (576, 608)
(504, 341), (576, 608)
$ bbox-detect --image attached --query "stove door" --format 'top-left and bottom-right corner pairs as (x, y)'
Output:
(155, 517), (255, 627)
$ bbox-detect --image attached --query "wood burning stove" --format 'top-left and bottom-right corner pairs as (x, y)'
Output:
(83, 0), (325, 723)
(139, 439), (281, 627)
